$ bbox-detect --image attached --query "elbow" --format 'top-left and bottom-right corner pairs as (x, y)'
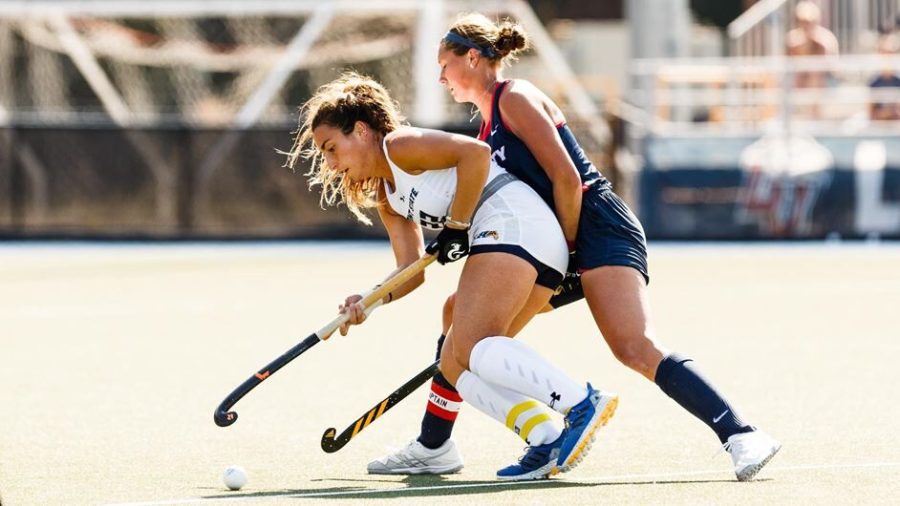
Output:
(473, 140), (492, 169)
(556, 168), (582, 194)
(458, 141), (491, 186)
(478, 143), (492, 182)
(476, 140), (491, 157)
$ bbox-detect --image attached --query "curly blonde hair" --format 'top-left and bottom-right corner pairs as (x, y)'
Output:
(286, 72), (404, 224)
(443, 12), (530, 66)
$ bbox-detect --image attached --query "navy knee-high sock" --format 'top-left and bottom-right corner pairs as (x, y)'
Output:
(654, 353), (754, 443)
(417, 334), (462, 450)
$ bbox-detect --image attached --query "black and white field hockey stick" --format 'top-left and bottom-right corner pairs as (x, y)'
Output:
(213, 254), (436, 428)
(321, 359), (440, 453)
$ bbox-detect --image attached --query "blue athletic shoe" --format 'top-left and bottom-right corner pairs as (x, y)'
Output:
(554, 384), (618, 474)
(496, 430), (566, 481)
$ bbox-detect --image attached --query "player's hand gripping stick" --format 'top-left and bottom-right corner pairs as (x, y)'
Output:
(426, 224), (470, 264)
(213, 254), (436, 427)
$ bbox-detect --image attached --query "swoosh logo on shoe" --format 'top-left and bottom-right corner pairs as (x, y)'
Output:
(713, 409), (729, 423)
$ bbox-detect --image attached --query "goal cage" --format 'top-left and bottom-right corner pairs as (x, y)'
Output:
(0, 0), (610, 238)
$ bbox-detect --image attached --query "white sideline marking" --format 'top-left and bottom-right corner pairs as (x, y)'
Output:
(104, 461), (900, 505)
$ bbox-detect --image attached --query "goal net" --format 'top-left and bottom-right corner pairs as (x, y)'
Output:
(0, 0), (610, 236)
(0, 2), (425, 127)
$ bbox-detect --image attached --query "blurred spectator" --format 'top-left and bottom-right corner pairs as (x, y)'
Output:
(786, 1), (838, 55)
(869, 34), (900, 121)
(786, 1), (838, 87)
(785, 2), (838, 118)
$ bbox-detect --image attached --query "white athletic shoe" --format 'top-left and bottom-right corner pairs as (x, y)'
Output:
(723, 430), (782, 481)
(367, 439), (464, 475)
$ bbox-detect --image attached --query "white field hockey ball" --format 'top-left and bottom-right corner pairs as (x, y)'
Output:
(223, 465), (247, 491)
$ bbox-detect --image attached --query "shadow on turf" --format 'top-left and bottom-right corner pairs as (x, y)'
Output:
(198, 474), (741, 500)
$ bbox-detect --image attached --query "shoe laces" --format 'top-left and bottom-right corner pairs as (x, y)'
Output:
(565, 409), (583, 429)
(716, 433), (752, 462)
(565, 389), (598, 428)
(516, 443), (552, 470)
(378, 439), (421, 465)
(715, 440), (734, 459)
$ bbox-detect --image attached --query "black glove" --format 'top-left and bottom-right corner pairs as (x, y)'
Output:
(426, 226), (470, 264)
(549, 271), (585, 308)
(548, 248), (584, 308)
(566, 248), (578, 274)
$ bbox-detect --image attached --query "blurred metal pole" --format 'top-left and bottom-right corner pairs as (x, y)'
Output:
(509, 0), (610, 145)
(48, 14), (133, 124)
(770, 8), (791, 139)
(627, 0), (690, 60)
(0, 22), (13, 127)
(413, 0), (444, 127)
(627, 0), (690, 124)
(193, 5), (334, 229)
(0, 127), (13, 228)
(48, 13), (182, 229)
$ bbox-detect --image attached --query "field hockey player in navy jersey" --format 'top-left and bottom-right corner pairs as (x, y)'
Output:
(369, 13), (780, 482)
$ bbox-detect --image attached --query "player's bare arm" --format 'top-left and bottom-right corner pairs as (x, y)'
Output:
(385, 128), (490, 226)
(337, 188), (425, 336)
(499, 82), (583, 244)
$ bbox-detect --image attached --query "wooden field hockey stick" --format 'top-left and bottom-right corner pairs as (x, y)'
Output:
(213, 254), (436, 427)
(321, 359), (440, 453)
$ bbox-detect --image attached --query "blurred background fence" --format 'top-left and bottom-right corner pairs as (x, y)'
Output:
(0, 0), (610, 239)
(0, 126), (393, 238)
(1, 0), (899, 240)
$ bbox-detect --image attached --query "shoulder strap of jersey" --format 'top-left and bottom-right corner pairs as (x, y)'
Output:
(478, 80), (511, 141)
(492, 80), (511, 132)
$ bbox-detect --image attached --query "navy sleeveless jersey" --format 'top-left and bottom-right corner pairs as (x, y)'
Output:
(478, 80), (610, 210)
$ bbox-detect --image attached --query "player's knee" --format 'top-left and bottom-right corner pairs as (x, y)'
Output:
(437, 360), (454, 384)
(608, 333), (660, 372)
(439, 337), (467, 367)
(438, 346), (466, 385)
(449, 340), (473, 371)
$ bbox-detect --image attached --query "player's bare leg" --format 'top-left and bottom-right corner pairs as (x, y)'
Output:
(368, 285), (547, 477)
(443, 252), (616, 478)
(581, 265), (780, 481)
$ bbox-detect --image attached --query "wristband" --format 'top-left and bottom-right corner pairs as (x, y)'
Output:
(445, 217), (470, 229)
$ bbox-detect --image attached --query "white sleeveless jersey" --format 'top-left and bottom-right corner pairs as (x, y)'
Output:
(380, 137), (568, 284)
(382, 139), (506, 230)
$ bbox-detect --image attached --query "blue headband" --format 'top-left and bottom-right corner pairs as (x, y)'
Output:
(443, 32), (496, 59)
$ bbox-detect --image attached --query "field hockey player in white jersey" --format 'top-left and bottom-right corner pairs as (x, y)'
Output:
(287, 72), (618, 480)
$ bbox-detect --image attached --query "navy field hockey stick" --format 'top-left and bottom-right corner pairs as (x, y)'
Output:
(214, 254), (436, 427)
(321, 359), (440, 452)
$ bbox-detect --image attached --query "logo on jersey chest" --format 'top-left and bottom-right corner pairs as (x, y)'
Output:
(404, 187), (419, 220)
(400, 186), (448, 229)
(490, 145), (506, 165)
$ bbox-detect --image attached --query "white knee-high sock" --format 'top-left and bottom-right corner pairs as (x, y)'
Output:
(469, 336), (588, 413)
(456, 370), (561, 446)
